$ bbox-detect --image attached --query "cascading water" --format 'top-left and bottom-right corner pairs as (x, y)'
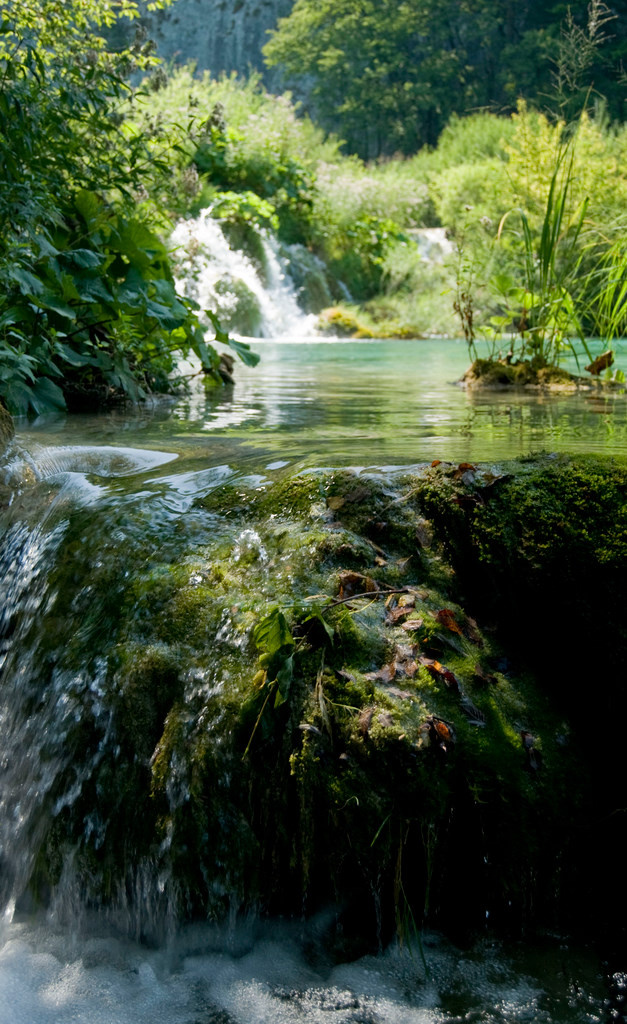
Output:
(171, 211), (317, 339)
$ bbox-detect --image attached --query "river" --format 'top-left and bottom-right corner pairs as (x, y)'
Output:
(1, 336), (623, 1022)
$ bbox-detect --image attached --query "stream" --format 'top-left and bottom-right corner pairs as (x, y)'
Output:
(0, 220), (623, 1023)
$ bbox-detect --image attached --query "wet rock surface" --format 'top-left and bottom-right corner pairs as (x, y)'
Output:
(0, 452), (625, 961)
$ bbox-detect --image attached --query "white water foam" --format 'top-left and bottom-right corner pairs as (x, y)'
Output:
(0, 923), (603, 1024)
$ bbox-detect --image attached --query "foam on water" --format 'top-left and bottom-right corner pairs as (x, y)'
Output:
(0, 923), (604, 1024)
(4, 444), (178, 484)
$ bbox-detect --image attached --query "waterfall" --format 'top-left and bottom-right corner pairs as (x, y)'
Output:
(171, 211), (317, 339)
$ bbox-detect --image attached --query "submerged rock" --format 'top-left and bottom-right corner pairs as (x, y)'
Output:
(1, 454), (625, 955)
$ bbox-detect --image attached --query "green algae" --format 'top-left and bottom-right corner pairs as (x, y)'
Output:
(11, 454), (627, 950)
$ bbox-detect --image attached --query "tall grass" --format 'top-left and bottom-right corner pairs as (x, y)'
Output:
(584, 235), (627, 341)
(492, 148), (590, 365)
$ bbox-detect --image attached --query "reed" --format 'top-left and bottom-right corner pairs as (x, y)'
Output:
(583, 234), (627, 343)
(491, 145), (591, 366)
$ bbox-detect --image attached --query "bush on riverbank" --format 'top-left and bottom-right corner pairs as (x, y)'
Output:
(0, 2), (258, 417)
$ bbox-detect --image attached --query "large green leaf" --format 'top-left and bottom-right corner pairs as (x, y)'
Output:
(34, 290), (77, 320)
(54, 341), (94, 367)
(60, 248), (104, 270)
(74, 190), (105, 229)
(10, 266), (44, 296)
(227, 336), (260, 367)
(30, 375), (66, 413)
(253, 607), (294, 656)
(273, 653), (294, 707)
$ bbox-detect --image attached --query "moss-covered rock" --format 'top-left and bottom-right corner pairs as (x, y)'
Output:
(461, 356), (627, 391)
(10, 455), (627, 954)
(317, 305), (423, 339)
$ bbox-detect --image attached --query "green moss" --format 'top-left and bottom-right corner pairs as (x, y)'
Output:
(15, 454), (626, 945)
(461, 357), (603, 389)
(317, 304), (423, 339)
(317, 305), (376, 338)
(113, 642), (184, 758)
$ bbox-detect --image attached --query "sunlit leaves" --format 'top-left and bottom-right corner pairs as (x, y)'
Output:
(0, 1), (242, 415)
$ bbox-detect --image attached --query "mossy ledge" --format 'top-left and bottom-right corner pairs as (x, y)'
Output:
(24, 454), (626, 958)
(461, 357), (625, 391)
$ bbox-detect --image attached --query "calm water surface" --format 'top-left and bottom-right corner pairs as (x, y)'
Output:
(11, 340), (627, 479)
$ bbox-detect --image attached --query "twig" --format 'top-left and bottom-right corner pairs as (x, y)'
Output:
(321, 586), (415, 615)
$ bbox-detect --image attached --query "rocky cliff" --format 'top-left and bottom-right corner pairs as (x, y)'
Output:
(139, 0), (293, 81)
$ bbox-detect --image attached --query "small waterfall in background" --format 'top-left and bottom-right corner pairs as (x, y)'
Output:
(171, 211), (318, 339)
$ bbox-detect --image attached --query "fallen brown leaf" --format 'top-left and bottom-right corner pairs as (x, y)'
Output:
(365, 662), (397, 683)
(415, 519), (434, 549)
(418, 656), (460, 692)
(585, 349), (614, 375)
(359, 707), (374, 736)
(386, 605), (413, 625)
(473, 664), (497, 686)
(401, 617), (424, 632)
(338, 571), (378, 599)
(464, 616), (482, 644)
(460, 695), (486, 725)
(388, 687), (413, 700)
(435, 608), (463, 635)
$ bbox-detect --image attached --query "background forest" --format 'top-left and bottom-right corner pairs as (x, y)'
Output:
(1, 0), (626, 414)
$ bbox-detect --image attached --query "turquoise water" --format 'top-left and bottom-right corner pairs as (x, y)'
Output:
(11, 340), (627, 476)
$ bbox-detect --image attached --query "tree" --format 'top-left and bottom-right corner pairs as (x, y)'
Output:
(0, 0), (256, 415)
(264, 0), (627, 159)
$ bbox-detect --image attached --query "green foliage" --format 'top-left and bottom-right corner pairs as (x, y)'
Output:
(123, 65), (627, 344)
(583, 235), (627, 341)
(442, 103), (627, 353)
(0, 2), (255, 415)
(264, 0), (626, 159)
(486, 148), (590, 366)
(134, 68), (334, 246)
(207, 191), (278, 232)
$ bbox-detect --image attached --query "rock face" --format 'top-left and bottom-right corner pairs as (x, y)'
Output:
(140, 0), (293, 81)
(0, 403), (13, 452)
